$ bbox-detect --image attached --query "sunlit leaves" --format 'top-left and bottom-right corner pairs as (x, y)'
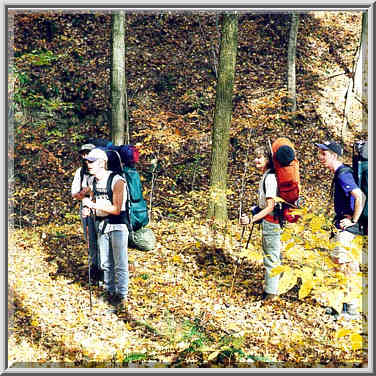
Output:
(309, 215), (326, 232)
(277, 268), (297, 295)
(335, 329), (364, 351)
(326, 290), (345, 315)
(269, 265), (289, 277)
(298, 279), (313, 300)
(238, 249), (263, 262)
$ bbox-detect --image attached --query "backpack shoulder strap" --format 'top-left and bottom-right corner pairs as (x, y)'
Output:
(262, 172), (268, 195)
(92, 176), (97, 196)
(334, 164), (353, 179)
(106, 172), (117, 203)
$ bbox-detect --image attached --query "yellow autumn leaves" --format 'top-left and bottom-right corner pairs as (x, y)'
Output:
(335, 329), (363, 351)
(269, 209), (367, 310)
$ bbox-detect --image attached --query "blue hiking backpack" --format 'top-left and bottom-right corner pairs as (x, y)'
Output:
(86, 139), (149, 232)
(122, 165), (149, 231)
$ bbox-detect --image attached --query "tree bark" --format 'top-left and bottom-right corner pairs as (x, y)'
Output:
(343, 12), (367, 139)
(360, 12), (368, 131)
(111, 11), (127, 145)
(287, 12), (299, 117)
(208, 13), (238, 224)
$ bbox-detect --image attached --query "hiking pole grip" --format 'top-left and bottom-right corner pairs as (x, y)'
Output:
(245, 223), (255, 249)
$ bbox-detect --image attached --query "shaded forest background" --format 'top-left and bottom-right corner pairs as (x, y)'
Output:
(8, 10), (368, 368)
(9, 10), (366, 227)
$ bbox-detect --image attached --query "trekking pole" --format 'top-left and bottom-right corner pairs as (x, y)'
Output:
(245, 223), (255, 249)
(86, 214), (93, 312)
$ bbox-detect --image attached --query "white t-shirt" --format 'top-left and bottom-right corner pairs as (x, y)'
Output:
(258, 169), (278, 209)
(89, 170), (128, 234)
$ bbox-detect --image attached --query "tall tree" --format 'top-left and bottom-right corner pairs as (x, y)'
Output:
(359, 11), (368, 131)
(287, 12), (300, 117)
(342, 12), (367, 138)
(111, 11), (128, 145)
(208, 12), (238, 224)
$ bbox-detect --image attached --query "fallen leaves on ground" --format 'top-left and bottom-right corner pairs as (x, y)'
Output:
(9, 218), (367, 368)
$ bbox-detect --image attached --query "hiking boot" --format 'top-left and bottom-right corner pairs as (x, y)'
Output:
(262, 292), (278, 301)
(97, 291), (116, 305)
(325, 304), (361, 322)
(117, 297), (128, 310)
(113, 295), (128, 317)
(338, 303), (361, 321)
(325, 307), (339, 316)
(345, 303), (358, 316)
(110, 293), (127, 307)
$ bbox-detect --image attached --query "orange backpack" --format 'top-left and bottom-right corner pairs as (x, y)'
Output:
(270, 138), (301, 223)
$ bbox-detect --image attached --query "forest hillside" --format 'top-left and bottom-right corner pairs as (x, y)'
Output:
(8, 10), (368, 368)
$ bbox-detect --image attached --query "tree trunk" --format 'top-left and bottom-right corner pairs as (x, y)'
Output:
(208, 13), (238, 224)
(287, 12), (299, 117)
(360, 12), (368, 131)
(111, 11), (127, 145)
(342, 12), (367, 139)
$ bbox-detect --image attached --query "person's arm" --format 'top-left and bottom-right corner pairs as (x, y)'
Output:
(72, 168), (92, 200)
(351, 188), (366, 223)
(71, 168), (82, 198)
(252, 198), (275, 223)
(240, 198), (275, 225)
(72, 187), (91, 200)
(340, 188), (366, 228)
(240, 173), (277, 225)
(83, 180), (124, 215)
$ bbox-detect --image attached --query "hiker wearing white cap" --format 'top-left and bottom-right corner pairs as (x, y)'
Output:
(82, 148), (129, 311)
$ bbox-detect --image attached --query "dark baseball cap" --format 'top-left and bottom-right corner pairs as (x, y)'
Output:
(314, 141), (343, 156)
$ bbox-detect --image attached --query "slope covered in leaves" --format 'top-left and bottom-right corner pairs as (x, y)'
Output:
(9, 218), (367, 367)
(8, 10), (368, 368)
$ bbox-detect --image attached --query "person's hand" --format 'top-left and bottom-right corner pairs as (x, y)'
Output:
(81, 187), (90, 196)
(340, 216), (355, 229)
(82, 197), (95, 210)
(82, 206), (91, 217)
(240, 214), (250, 225)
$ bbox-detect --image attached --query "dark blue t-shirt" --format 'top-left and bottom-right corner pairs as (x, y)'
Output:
(333, 164), (359, 225)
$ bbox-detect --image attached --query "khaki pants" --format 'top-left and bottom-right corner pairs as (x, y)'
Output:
(331, 230), (359, 307)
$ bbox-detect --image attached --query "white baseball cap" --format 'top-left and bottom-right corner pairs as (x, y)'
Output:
(84, 148), (108, 162)
(80, 143), (95, 152)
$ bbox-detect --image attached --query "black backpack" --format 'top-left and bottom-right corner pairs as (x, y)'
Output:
(353, 140), (368, 233)
(332, 141), (368, 235)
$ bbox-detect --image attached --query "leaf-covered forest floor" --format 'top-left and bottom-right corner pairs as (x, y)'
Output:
(8, 10), (368, 368)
